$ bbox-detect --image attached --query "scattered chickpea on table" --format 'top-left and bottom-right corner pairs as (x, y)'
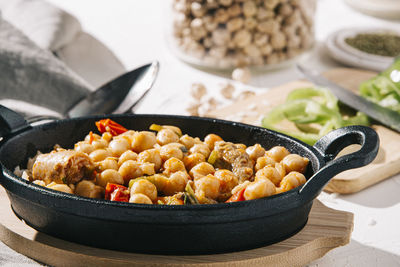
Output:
(18, 119), (309, 205)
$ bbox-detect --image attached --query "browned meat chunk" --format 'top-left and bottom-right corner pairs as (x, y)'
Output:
(213, 141), (253, 182)
(32, 150), (94, 184)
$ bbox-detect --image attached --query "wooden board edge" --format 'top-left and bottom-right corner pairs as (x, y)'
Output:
(325, 159), (400, 194)
(0, 226), (352, 267)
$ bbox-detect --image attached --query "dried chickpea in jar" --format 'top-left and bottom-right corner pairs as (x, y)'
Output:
(170, 0), (316, 69)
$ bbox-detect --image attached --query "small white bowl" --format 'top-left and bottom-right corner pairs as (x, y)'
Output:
(325, 27), (399, 71)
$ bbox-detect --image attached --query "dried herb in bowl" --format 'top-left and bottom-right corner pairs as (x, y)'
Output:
(345, 33), (400, 57)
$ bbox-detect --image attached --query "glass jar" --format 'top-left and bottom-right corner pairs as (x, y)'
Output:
(170, 0), (316, 70)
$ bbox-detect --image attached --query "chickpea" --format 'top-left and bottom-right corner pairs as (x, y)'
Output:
(244, 179), (276, 200)
(195, 190), (218, 204)
(227, 17), (244, 32)
(130, 179), (157, 202)
(163, 158), (186, 176)
(194, 175), (220, 199)
(204, 134), (223, 150)
(164, 171), (189, 195)
(119, 130), (136, 143)
(129, 193), (152, 204)
(98, 157), (119, 171)
(118, 160), (143, 183)
(243, 0), (257, 17)
(190, 143), (210, 158)
(255, 166), (282, 186)
(214, 169), (238, 193)
(158, 196), (184, 205)
(160, 143), (184, 161)
(118, 150), (138, 166)
(255, 156), (276, 171)
(131, 131), (156, 153)
(75, 180), (104, 198)
(74, 141), (95, 155)
(246, 144), (266, 161)
(266, 146), (290, 162)
(137, 149), (162, 171)
(47, 183), (73, 194)
(180, 134), (196, 149)
(235, 143), (247, 150)
(231, 180), (251, 195)
(233, 30), (252, 48)
(109, 138), (130, 157)
(140, 162), (155, 176)
(85, 133), (100, 142)
(189, 162), (215, 180)
(92, 139), (108, 149)
(274, 162), (286, 179)
(279, 171), (306, 193)
(220, 83), (235, 99)
(101, 132), (113, 143)
(281, 154), (309, 173)
(97, 169), (124, 187)
(89, 149), (111, 162)
(156, 129), (180, 145)
(162, 125), (182, 136)
(183, 153), (206, 171)
(148, 174), (169, 192)
(232, 67), (251, 83)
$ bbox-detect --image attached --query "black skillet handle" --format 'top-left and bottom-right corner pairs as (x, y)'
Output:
(0, 105), (31, 139)
(299, 125), (379, 200)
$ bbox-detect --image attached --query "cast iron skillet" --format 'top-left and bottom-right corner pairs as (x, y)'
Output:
(0, 105), (379, 255)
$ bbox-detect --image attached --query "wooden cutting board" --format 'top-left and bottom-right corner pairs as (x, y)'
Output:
(0, 186), (353, 267)
(208, 68), (400, 194)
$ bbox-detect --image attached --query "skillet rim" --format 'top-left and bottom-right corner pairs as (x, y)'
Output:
(0, 114), (324, 211)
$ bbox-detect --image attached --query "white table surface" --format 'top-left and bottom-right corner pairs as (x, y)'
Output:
(3, 0), (400, 266)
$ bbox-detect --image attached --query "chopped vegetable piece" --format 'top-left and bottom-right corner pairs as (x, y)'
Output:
(262, 87), (369, 145)
(185, 183), (199, 204)
(360, 57), (400, 113)
(225, 188), (245, 203)
(88, 131), (95, 144)
(105, 183), (129, 202)
(207, 150), (219, 165)
(96, 119), (128, 136)
(179, 146), (188, 153)
(149, 124), (163, 132)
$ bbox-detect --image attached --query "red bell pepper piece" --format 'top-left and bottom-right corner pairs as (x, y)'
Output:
(105, 183), (130, 202)
(225, 188), (246, 203)
(95, 119), (128, 136)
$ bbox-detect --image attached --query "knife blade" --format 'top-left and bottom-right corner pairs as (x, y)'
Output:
(297, 64), (400, 132)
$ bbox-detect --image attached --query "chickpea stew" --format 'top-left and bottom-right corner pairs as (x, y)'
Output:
(17, 119), (309, 205)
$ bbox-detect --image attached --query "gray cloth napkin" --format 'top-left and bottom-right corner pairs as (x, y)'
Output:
(0, 0), (82, 51)
(0, 0), (126, 116)
(0, 15), (91, 115)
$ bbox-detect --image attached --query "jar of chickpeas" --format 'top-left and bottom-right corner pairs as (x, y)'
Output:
(170, 0), (316, 69)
